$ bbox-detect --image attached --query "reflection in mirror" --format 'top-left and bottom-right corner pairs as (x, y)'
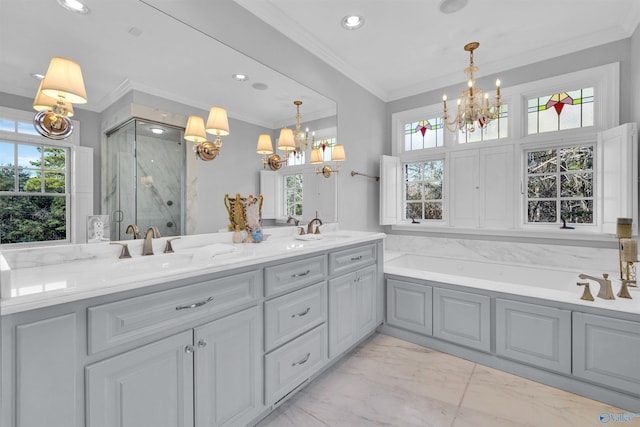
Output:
(0, 0), (337, 243)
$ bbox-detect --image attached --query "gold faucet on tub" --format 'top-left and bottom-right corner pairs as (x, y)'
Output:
(578, 273), (615, 300)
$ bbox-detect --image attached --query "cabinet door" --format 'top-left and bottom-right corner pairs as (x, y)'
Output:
(387, 279), (433, 336)
(86, 331), (194, 427)
(355, 264), (377, 340)
(328, 272), (356, 358)
(496, 299), (570, 374)
(479, 145), (514, 228)
(573, 312), (640, 396)
(433, 288), (491, 353)
(194, 306), (262, 427)
(450, 150), (479, 227)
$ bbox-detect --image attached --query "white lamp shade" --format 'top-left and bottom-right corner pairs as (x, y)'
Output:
(256, 134), (273, 154)
(277, 128), (295, 152)
(184, 116), (207, 143)
(310, 148), (323, 164)
(332, 144), (346, 161)
(205, 106), (230, 136)
(40, 57), (87, 104)
(33, 80), (74, 116)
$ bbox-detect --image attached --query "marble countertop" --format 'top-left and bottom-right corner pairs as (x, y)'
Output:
(0, 228), (385, 315)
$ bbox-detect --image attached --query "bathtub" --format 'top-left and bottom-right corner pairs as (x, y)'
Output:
(382, 252), (640, 412)
(384, 253), (640, 314)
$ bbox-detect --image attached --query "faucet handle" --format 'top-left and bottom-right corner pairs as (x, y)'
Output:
(110, 242), (132, 259)
(618, 279), (634, 299)
(577, 282), (594, 301)
(164, 237), (180, 254)
(297, 226), (306, 235)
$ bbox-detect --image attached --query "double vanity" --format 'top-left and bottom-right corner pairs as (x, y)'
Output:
(0, 228), (384, 427)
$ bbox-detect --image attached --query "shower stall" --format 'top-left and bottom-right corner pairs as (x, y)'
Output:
(105, 119), (186, 241)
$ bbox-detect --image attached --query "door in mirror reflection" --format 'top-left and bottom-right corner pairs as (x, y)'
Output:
(105, 119), (185, 240)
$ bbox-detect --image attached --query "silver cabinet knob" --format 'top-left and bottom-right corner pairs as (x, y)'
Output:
(185, 345), (194, 354)
(197, 339), (207, 348)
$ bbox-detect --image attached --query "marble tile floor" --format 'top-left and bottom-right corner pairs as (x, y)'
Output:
(256, 333), (634, 427)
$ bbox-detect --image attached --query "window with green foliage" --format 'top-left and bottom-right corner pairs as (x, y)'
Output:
(526, 146), (594, 224)
(0, 141), (68, 243)
(284, 174), (303, 217)
(404, 160), (444, 221)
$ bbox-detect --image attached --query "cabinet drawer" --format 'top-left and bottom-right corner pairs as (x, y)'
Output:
(264, 255), (327, 297)
(328, 243), (376, 276)
(88, 270), (261, 354)
(433, 288), (491, 353)
(496, 299), (570, 374)
(265, 281), (327, 352)
(265, 324), (327, 405)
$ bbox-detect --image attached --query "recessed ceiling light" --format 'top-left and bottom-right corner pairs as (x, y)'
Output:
(232, 74), (249, 82)
(128, 27), (143, 37)
(439, 0), (468, 14)
(252, 82), (269, 91)
(341, 15), (364, 30)
(56, 0), (89, 14)
(150, 127), (165, 135)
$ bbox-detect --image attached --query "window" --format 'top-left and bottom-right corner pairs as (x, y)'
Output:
(284, 174), (303, 217)
(403, 160), (444, 221)
(526, 145), (594, 224)
(0, 141), (69, 243)
(404, 117), (443, 151)
(527, 88), (594, 134)
(315, 138), (337, 162)
(458, 104), (509, 144)
(384, 63), (626, 236)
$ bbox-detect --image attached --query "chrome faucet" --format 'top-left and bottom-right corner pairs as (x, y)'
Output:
(287, 216), (300, 226)
(307, 217), (323, 235)
(578, 273), (615, 300)
(142, 226), (161, 256)
(126, 224), (142, 239)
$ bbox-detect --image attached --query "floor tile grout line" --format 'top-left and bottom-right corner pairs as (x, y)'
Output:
(450, 362), (477, 427)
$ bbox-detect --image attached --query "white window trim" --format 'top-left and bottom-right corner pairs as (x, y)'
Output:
(0, 106), (93, 247)
(384, 63), (631, 242)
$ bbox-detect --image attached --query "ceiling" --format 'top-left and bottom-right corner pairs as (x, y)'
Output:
(0, 0), (335, 129)
(234, 0), (640, 102)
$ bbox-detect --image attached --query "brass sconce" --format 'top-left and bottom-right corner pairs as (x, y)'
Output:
(256, 133), (283, 170)
(311, 144), (345, 178)
(184, 106), (230, 161)
(32, 56), (87, 140)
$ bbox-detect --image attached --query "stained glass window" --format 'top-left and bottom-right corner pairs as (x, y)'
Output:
(314, 138), (337, 162)
(526, 145), (594, 224)
(528, 88), (594, 134)
(404, 117), (443, 151)
(404, 160), (444, 221)
(459, 104), (509, 144)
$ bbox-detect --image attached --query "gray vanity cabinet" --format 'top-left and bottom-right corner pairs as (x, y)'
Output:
(86, 306), (262, 427)
(572, 312), (640, 396)
(386, 279), (433, 335)
(328, 264), (378, 358)
(433, 287), (491, 352)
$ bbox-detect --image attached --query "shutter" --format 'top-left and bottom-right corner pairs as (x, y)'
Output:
(598, 123), (638, 235)
(260, 170), (279, 219)
(380, 155), (400, 225)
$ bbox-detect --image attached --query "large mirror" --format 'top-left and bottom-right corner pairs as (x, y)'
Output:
(0, 0), (337, 242)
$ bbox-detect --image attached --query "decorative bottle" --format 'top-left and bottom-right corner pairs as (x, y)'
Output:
(232, 225), (243, 243)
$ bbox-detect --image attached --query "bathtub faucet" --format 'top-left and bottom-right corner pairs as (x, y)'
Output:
(578, 273), (615, 300)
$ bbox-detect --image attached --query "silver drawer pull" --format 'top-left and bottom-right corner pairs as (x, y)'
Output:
(350, 255), (363, 261)
(175, 296), (214, 310)
(291, 269), (311, 278)
(291, 307), (311, 318)
(292, 352), (311, 367)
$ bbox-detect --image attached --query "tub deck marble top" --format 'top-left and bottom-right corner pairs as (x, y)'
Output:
(385, 252), (640, 316)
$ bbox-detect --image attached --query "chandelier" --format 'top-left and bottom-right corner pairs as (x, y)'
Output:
(292, 100), (314, 157)
(442, 42), (501, 133)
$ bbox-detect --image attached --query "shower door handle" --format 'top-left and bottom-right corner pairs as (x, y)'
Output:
(113, 210), (124, 223)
